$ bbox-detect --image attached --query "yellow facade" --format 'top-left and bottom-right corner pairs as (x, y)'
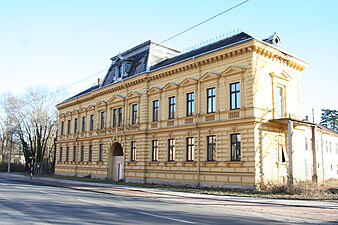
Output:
(56, 33), (338, 189)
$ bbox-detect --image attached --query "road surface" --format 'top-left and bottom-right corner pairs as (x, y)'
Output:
(0, 179), (293, 225)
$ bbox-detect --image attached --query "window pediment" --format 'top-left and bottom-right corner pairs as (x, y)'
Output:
(221, 66), (245, 77)
(79, 107), (87, 113)
(72, 109), (79, 115)
(148, 87), (162, 95)
(180, 78), (197, 87)
(96, 100), (107, 108)
(162, 82), (179, 91)
(200, 72), (219, 82)
(59, 113), (66, 118)
(65, 111), (72, 116)
(126, 91), (141, 99)
(270, 70), (292, 81)
(87, 105), (95, 111)
(107, 94), (125, 104)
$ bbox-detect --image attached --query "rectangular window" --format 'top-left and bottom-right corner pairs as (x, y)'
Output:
(112, 109), (117, 127)
(130, 142), (136, 161)
(186, 92), (194, 116)
(207, 136), (216, 161)
(88, 145), (92, 161)
(231, 134), (241, 161)
(99, 144), (103, 161)
(118, 107), (123, 126)
(61, 121), (64, 135)
(207, 88), (216, 113)
(74, 118), (78, 133)
(131, 104), (138, 124)
(168, 139), (176, 161)
(66, 147), (69, 161)
(152, 140), (159, 161)
(59, 147), (63, 161)
(230, 82), (240, 110)
(153, 100), (159, 122)
(81, 116), (86, 132)
(67, 120), (71, 134)
(73, 146), (76, 161)
(186, 137), (195, 161)
(275, 86), (283, 118)
(305, 137), (308, 150)
(90, 114), (94, 131)
(80, 146), (84, 161)
(100, 111), (105, 129)
(168, 96), (176, 119)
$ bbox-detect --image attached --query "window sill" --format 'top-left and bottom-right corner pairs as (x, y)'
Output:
(148, 161), (159, 166)
(202, 161), (219, 166)
(183, 161), (197, 166)
(165, 161), (176, 166)
(127, 161), (137, 166)
(225, 161), (244, 167)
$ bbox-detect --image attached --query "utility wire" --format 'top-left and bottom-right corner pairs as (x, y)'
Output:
(158, 0), (250, 45)
(282, 18), (338, 36)
(52, 0), (250, 95)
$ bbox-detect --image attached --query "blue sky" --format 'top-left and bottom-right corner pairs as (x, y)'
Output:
(1, 0), (337, 122)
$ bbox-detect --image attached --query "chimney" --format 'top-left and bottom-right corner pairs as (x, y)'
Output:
(98, 78), (101, 85)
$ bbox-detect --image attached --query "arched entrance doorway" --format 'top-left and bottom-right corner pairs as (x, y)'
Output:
(108, 142), (124, 181)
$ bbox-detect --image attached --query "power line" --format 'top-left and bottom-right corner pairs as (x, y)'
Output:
(282, 18), (338, 36)
(158, 0), (250, 45)
(52, 0), (250, 95)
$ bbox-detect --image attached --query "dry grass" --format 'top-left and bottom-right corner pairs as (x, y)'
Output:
(34, 174), (338, 201)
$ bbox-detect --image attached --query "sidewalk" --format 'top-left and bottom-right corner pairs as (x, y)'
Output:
(1, 172), (338, 210)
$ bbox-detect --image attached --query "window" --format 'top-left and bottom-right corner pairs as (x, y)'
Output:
(61, 121), (64, 135)
(73, 146), (76, 161)
(100, 111), (105, 129)
(207, 88), (216, 113)
(74, 118), (78, 133)
(88, 145), (92, 161)
(99, 144), (103, 161)
(152, 140), (159, 161)
(59, 147), (63, 161)
(153, 100), (159, 122)
(131, 104), (138, 124)
(67, 120), (71, 134)
(168, 97), (176, 119)
(80, 146), (84, 161)
(118, 107), (123, 126)
(231, 134), (241, 161)
(305, 137), (308, 150)
(112, 109), (117, 127)
(168, 139), (176, 161)
(230, 82), (240, 110)
(275, 86), (283, 118)
(186, 92), (194, 116)
(81, 116), (86, 132)
(131, 142), (136, 161)
(90, 114), (94, 131)
(207, 136), (216, 161)
(186, 137), (195, 161)
(66, 147), (69, 161)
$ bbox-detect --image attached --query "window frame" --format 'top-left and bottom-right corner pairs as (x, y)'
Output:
(130, 141), (136, 161)
(73, 146), (76, 161)
(186, 137), (195, 161)
(118, 107), (123, 126)
(89, 114), (94, 131)
(99, 144), (103, 161)
(152, 140), (159, 161)
(100, 111), (105, 129)
(207, 88), (216, 113)
(67, 120), (71, 134)
(231, 133), (241, 161)
(131, 104), (138, 124)
(168, 96), (176, 120)
(112, 108), (117, 127)
(61, 121), (64, 135)
(81, 116), (86, 132)
(80, 145), (84, 161)
(88, 145), (92, 161)
(168, 139), (176, 161)
(230, 82), (240, 110)
(207, 135), (216, 161)
(59, 147), (63, 161)
(74, 118), (78, 133)
(186, 92), (195, 117)
(66, 147), (69, 161)
(153, 100), (159, 122)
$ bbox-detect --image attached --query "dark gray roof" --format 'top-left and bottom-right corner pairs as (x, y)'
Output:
(62, 32), (253, 103)
(150, 32), (253, 70)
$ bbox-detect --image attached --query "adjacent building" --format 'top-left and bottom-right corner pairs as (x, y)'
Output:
(55, 32), (338, 189)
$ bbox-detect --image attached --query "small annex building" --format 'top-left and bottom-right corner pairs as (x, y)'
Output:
(55, 32), (338, 189)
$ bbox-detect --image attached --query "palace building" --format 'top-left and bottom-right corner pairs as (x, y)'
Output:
(55, 32), (338, 189)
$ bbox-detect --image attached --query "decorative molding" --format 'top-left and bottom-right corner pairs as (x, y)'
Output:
(162, 82), (179, 91)
(200, 72), (220, 82)
(221, 66), (246, 77)
(107, 94), (125, 104)
(269, 70), (292, 81)
(147, 87), (162, 95)
(179, 78), (197, 87)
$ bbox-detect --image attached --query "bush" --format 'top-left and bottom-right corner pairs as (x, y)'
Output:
(0, 162), (26, 172)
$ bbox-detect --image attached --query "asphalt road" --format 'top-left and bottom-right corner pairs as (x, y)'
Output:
(0, 179), (293, 225)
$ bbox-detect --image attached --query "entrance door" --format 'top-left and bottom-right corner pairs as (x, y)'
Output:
(111, 143), (124, 181)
